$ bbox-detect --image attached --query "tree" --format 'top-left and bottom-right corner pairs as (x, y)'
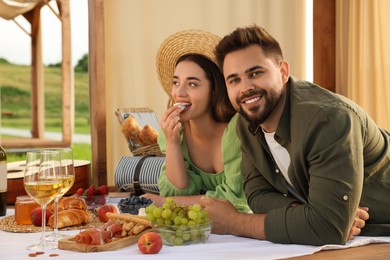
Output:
(75, 53), (88, 72)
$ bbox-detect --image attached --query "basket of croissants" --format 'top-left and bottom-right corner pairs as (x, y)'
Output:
(119, 111), (164, 157)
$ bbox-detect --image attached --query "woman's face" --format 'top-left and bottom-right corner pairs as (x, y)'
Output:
(171, 60), (211, 121)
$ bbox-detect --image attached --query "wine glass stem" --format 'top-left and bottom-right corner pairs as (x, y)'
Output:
(40, 205), (47, 245)
(53, 197), (59, 236)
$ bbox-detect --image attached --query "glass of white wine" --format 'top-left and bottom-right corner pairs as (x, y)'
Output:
(45, 148), (75, 242)
(23, 150), (63, 251)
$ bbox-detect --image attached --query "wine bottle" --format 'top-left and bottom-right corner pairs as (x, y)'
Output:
(0, 144), (7, 216)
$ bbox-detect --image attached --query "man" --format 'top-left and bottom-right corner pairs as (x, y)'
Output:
(200, 25), (390, 246)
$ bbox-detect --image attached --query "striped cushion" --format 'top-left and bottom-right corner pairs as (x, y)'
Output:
(114, 156), (165, 194)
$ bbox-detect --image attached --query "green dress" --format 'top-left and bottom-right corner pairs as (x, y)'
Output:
(157, 114), (250, 213)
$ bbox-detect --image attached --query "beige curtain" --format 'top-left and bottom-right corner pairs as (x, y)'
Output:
(104, 0), (307, 185)
(336, 0), (390, 131)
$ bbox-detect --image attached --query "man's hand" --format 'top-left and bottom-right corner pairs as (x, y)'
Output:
(200, 197), (240, 234)
(200, 197), (266, 239)
(348, 207), (369, 240)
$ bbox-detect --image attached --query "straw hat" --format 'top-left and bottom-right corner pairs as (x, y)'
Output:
(156, 29), (221, 106)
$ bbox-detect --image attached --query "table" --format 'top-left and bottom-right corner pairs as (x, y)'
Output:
(1, 197), (389, 260)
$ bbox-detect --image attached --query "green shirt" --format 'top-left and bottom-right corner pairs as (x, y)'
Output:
(158, 114), (250, 213)
(237, 77), (390, 245)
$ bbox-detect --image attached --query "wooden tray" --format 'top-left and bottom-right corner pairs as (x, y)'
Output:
(58, 228), (151, 253)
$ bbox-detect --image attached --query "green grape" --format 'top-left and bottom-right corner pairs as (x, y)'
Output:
(188, 210), (198, 220)
(190, 229), (199, 236)
(181, 217), (188, 225)
(192, 203), (201, 211)
(146, 204), (157, 213)
(168, 234), (176, 245)
(187, 220), (196, 229)
(170, 211), (177, 220)
(174, 236), (184, 245)
(161, 208), (172, 219)
(180, 224), (188, 231)
(164, 218), (172, 225)
(177, 209), (186, 217)
(182, 233), (191, 241)
(161, 231), (170, 240)
(175, 229), (183, 237)
(156, 217), (165, 225)
(146, 214), (155, 222)
(153, 207), (163, 218)
(173, 215), (182, 225)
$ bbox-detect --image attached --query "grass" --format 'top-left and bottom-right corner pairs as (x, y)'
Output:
(0, 61), (92, 162)
(5, 144), (92, 163)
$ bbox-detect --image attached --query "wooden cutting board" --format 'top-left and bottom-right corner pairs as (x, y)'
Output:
(58, 228), (151, 253)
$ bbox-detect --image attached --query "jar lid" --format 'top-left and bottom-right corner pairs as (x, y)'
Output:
(16, 195), (35, 203)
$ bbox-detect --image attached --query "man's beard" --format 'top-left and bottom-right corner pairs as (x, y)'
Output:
(237, 89), (281, 126)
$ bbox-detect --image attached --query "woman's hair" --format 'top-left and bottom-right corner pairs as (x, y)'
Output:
(176, 54), (236, 123)
(215, 24), (284, 70)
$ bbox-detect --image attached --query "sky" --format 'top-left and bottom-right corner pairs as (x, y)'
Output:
(0, 0), (88, 66)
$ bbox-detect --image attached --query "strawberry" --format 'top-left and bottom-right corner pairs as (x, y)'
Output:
(98, 185), (109, 195)
(86, 185), (98, 196)
(96, 195), (107, 205)
(75, 188), (84, 196)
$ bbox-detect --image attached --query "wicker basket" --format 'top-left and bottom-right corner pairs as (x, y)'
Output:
(115, 107), (164, 157)
(132, 143), (164, 157)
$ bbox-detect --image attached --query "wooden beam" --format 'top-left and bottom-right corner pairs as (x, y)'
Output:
(88, 0), (107, 186)
(59, 0), (73, 146)
(29, 4), (45, 139)
(313, 0), (336, 92)
(1, 138), (71, 148)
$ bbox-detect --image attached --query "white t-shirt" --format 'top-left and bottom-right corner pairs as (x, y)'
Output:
(263, 130), (293, 186)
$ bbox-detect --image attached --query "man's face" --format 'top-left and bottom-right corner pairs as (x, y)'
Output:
(223, 45), (289, 128)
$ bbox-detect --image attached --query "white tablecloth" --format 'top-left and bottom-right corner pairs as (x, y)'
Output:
(1, 203), (390, 260)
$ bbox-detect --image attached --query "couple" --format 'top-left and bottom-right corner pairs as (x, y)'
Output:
(144, 25), (390, 246)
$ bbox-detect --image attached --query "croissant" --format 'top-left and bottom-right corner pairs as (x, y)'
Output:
(48, 209), (89, 229)
(122, 116), (142, 144)
(48, 197), (87, 212)
(139, 125), (158, 145)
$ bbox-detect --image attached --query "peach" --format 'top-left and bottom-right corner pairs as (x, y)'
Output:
(96, 204), (117, 222)
(30, 207), (53, 227)
(138, 232), (163, 254)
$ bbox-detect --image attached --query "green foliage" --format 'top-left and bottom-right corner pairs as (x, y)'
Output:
(75, 53), (88, 72)
(0, 57), (10, 64)
(48, 62), (62, 68)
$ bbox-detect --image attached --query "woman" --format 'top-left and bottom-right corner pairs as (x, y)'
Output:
(143, 30), (250, 213)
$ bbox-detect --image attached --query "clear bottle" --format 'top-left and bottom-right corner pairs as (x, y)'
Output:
(0, 144), (7, 216)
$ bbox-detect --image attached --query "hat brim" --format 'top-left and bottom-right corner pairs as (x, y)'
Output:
(156, 29), (221, 105)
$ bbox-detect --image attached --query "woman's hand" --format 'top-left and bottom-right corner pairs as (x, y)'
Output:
(348, 207), (369, 240)
(160, 105), (183, 143)
(141, 194), (166, 207)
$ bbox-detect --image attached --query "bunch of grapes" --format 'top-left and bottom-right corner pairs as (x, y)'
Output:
(145, 198), (211, 246)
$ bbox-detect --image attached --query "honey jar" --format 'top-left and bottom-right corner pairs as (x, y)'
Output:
(15, 195), (40, 225)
